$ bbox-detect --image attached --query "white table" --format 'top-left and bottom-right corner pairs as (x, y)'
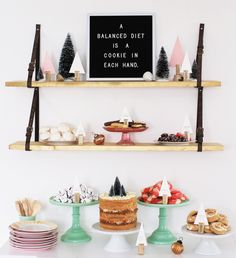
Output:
(1, 233), (236, 258)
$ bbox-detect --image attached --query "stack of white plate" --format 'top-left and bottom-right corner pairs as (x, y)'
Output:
(9, 221), (58, 250)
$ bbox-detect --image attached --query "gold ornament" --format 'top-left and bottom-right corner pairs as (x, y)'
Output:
(171, 238), (184, 255)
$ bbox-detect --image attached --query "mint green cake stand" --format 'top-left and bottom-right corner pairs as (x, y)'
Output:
(49, 197), (98, 244)
(138, 200), (189, 245)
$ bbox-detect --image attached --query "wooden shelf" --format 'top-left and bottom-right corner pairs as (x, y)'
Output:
(5, 80), (221, 88)
(9, 141), (224, 151)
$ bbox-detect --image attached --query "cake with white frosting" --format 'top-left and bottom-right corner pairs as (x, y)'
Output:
(99, 177), (137, 230)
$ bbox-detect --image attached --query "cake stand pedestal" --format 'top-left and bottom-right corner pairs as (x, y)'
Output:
(138, 200), (189, 245)
(92, 222), (140, 253)
(182, 226), (233, 255)
(49, 197), (98, 243)
(103, 127), (147, 145)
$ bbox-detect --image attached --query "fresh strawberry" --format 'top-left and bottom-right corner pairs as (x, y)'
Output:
(181, 194), (188, 201)
(151, 198), (159, 204)
(142, 187), (151, 194)
(168, 198), (181, 204)
(151, 187), (160, 197)
(171, 189), (179, 194)
(147, 196), (153, 203)
(141, 193), (148, 202)
(171, 192), (184, 200)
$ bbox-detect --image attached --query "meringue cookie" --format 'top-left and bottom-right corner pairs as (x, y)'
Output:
(62, 132), (75, 141)
(40, 132), (50, 141)
(58, 123), (72, 133)
(50, 127), (59, 134)
(40, 127), (50, 133)
(49, 132), (62, 141)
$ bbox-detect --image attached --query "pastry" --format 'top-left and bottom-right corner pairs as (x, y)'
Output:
(186, 209), (230, 235)
(186, 223), (198, 231)
(104, 120), (146, 129)
(204, 225), (212, 233)
(187, 210), (197, 223)
(218, 214), (229, 225)
(210, 222), (230, 235)
(99, 177), (137, 230)
(205, 209), (220, 223)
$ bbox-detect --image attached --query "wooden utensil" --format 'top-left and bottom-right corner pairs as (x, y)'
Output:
(32, 201), (42, 216)
(25, 198), (32, 216)
(15, 201), (25, 216)
(22, 199), (29, 216)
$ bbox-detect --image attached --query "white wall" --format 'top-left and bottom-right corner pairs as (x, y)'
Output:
(0, 0), (235, 245)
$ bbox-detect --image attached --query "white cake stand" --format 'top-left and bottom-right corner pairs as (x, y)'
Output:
(182, 226), (233, 255)
(92, 222), (140, 253)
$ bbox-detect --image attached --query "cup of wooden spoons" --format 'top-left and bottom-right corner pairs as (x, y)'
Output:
(15, 199), (42, 221)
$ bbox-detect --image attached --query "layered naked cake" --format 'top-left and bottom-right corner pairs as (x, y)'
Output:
(99, 177), (137, 230)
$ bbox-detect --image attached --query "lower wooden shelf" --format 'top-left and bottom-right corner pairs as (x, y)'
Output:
(9, 141), (224, 152)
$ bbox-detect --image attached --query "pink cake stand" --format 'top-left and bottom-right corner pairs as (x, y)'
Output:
(103, 127), (147, 145)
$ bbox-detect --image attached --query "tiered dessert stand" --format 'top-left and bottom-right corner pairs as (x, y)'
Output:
(103, 127), (147, 145)
(138, 200), (189, 245)
(182, 226), (233, 255)
(49, 197), (98, 243)
(92, 222), (140, 252)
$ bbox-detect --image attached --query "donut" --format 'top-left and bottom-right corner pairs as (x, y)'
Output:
(210, 222), (230, 235)
(218, 214), (229, 226)
(186, 223), (198, 232)
(205, 209), (220, 223)
(187, 210), (197, 223)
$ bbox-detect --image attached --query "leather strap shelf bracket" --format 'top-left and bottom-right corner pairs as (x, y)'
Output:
(25, 24), (41, 151)
(195, 23), (205, 152)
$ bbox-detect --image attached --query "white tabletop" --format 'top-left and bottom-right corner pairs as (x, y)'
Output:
(1, 233), (236, 258)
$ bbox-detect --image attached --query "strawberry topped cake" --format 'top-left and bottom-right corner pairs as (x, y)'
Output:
(139, 180), (188, 205)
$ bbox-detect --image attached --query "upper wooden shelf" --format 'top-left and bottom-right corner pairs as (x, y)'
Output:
(9, 141), (224, 152)
(5, 80), (221, 88)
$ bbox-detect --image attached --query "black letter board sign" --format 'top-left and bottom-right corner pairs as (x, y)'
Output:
(87, 14), (154, 80)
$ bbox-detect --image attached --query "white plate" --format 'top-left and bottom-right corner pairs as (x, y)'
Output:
(92, 222), (140, 235)
(10, 221), (58, 232)
(155, 140), (190, 146)
(182, 225), (233, 239)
